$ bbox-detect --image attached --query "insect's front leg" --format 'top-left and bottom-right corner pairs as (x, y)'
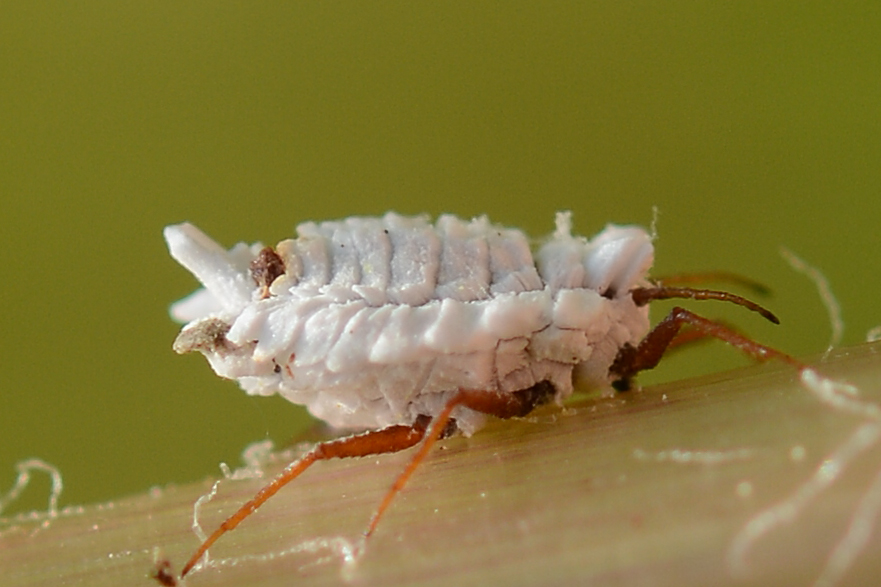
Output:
(609, 306), (804, 392)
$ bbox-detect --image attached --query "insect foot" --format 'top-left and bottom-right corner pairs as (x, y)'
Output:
(164, 211), (797, 578)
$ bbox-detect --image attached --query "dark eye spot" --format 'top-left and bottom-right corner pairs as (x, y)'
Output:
(250, 247), (286, 290)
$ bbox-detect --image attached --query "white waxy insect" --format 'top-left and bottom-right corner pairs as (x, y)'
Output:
(167, 212), (653, 434)
(164, 211), (789, 579)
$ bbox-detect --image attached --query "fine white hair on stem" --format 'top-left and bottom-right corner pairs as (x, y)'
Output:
(632, 447), (754, 465)
(728, 368), (881, 587)
(800, 368), (879, 420)
(188, 479), (224, 573)
(779, 247), (843, 356)
(727, 421), (881, 580)
(649, 205), (660, 241)
(205, 535), (363, 578)
(814, 460), (881, 587)
(219, 440), (276, 481)
(0, 458), (63, 535)
(187, 465), (364, 577)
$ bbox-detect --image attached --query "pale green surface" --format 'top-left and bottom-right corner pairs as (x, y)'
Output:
(3, 344), (881, 586)
(1, 0), (880, 531)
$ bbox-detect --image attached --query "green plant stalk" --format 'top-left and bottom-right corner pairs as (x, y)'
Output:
(3, 342), (881, 587)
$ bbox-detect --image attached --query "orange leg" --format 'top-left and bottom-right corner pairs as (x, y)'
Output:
(609, 306), (804, 391)
(665, 325), (713, 350)
(664, 319), (748, 352)
(617, 284), (788, 371)
(365, 382), (554, 537)
(180, 419), (429, 577)
(180, 381), (555, 579)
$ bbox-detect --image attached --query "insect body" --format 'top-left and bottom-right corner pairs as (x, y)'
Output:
(165, 211), (788, 578)
(167, 212), (655, 434)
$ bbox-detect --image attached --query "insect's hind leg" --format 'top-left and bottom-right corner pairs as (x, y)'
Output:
(365, 382), (556, 537)
(609, 306), (804, 392)
(180, 419), (430, 578)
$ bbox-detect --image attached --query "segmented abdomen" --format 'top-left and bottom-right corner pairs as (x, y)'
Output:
(273, 213), (544, 306)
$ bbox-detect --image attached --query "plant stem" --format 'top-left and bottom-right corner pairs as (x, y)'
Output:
(4, 342), (881, 587)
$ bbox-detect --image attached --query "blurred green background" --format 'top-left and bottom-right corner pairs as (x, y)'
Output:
(1, 3), (879, 514)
